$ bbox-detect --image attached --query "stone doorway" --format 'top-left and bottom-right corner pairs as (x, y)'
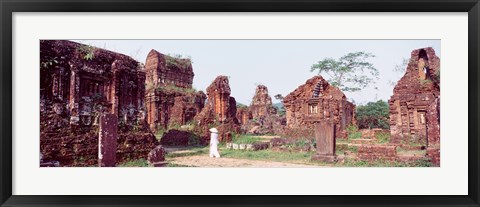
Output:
(416, 110), (428, 146)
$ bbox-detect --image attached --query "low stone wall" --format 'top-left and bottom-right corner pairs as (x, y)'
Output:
(279, 127), (315, 139)
(40, 131), (158, 167)
(357, 145), (397, 161)
(226, 142), (269, 151)
(117, 132), (159, 163)
(269, 138), (314, 152)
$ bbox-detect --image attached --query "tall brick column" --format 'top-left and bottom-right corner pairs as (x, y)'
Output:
(98, 114), (118, 167)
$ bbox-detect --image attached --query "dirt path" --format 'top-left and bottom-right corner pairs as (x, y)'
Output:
(169, 155), (319, 167)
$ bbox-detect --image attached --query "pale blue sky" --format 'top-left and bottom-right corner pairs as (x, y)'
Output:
(72, 40), (440, 105)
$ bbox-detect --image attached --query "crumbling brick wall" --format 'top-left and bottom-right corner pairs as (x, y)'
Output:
(283, 76), (356, 138)
(40, 40), (157, 166)
(426, 147), (440, 166)
(40, 129), (158, 167)
(236, 107), (252, 125)
(194, 76), (240, 142)
(145, 89), (206, 131)
(357, 145), (397, 162)
(237, 85), (285, 135)
(388, 47), (440, 147)
(144, 50), (206, 131)
(40, 40), (146, 129)
(250, 85), (276, 119)
(145, 49), (194, 89)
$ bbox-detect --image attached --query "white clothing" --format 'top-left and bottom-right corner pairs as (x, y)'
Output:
(209, 132), (220, 158)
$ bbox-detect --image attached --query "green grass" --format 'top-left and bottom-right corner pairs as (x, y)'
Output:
(336, 157), (432, 167)
(115, 146), (433, 167)
(117, 158), (149, 167)
(346, 125), (362, 140)
(376, 132), (390, 144)
(166, 163), (195, 167)
(221, 148), (315, 165)
(336, 145), (358, 155)
(165, 147), (209, 158)
(400, 135), (426, 147)
(155, 128), (166, 140)
(231, 135), (265, 144)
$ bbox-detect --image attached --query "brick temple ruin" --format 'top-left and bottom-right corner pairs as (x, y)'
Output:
(40, 40), (147, 128)
(40, 40), (158, 166)
(194, 76), (240, 141)
(144, 49), (206, 131)
(250, 85), (276, 119)
(389, 47), (440, 147)
(283, 76), (356, 139)
(40, 40), (441, 167)
(236, 85), (285, 135)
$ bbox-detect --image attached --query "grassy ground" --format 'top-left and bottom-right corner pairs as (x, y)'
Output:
(117, 130), (431, 167)
(118, 158), (149, 167)
(231, 134), (268, 144)
(118, 146), (431, 167)
(337, 157), (432, 167)
(221, 148), (317, 165)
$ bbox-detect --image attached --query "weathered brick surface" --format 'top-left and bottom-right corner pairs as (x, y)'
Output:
(250, 85), (275, 119)
(389, 47), (440, 147)
(147, 145), (166, 164)
(283, 76), (355, 139)
(145, 49), (194, 89)
(252, 142), (269, 151)
(144, 50), (206, 131)
(40, 131), (158, 167)
(357, 145), (397, 161)
(40, 40), (146, 129)
(270, 138), (296, 147)
(98, 114), (118, 167)
(426, 147), (440, 167)
(194, 76), (240, 142)
(239, 85), (286, 135)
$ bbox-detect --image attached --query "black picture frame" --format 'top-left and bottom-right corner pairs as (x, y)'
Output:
(1, 0), (479, 206)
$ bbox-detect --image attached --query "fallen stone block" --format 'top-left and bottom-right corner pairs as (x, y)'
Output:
(148, 145), (166, 166)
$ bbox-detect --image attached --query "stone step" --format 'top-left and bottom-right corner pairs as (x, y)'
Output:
(350, 139), (376, 144)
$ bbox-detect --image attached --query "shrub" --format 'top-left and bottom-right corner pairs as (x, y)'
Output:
(355, 100), (390, 129)
(376, 132), (390, 143)
(346, 125), (362, 140)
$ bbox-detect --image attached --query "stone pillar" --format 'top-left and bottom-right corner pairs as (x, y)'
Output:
(312, 121), (337, 162)
(69, 67), (80, 125)
(98, 114), (118, 167)
(110, 62), (120, 116)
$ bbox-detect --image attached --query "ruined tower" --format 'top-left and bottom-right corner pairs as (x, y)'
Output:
(250, 85), (275, 119)
(194, 75), (240, 142)
(145, 49), (194, 88)
(144, 50), (205, 131)
(388, 47), (440, 147)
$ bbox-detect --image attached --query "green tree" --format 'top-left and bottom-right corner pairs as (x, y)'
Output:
(273, 94), (285, 116)
(310, 51), (379, 92)
(356, 100), (390, 129)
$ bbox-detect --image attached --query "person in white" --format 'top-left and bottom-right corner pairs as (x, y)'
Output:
(209, 128), (221, 158)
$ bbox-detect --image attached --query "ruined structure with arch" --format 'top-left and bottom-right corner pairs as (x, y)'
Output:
(388, 47), (440, 147)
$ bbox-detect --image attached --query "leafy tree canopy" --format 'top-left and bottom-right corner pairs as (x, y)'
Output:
(356, 100), (390, 129)
(310, 51), (379, 92)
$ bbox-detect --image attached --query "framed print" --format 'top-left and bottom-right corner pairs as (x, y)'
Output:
(1, 0), (479, 206)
